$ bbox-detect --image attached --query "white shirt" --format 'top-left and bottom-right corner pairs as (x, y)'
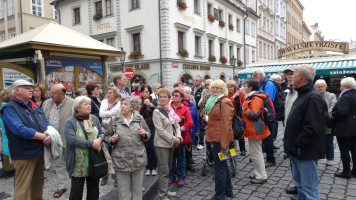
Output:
(123, 113), (134, 126)
(99, 99), (121, 118)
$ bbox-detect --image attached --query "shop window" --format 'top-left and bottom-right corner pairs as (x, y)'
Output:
(194, 0), (200, 14)
(95, 1), (102, 14)
(178, 31), (185, 51)
(131, 0), (140, 10)
(132, 33), (141, 51)
(195, 35), (201, 56)
(73, 7), (80, 24)
(105, 0), (113, 16)
(32, 0), (42, 16)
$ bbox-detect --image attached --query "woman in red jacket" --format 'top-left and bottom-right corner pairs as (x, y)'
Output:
(242, 79), (270, 184)
(168, 88), (193, 187)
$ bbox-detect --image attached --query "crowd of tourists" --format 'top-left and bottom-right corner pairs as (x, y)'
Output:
(0, 66), (355, 200)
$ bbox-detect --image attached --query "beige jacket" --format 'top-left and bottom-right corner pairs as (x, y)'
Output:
(42, 96), (74, 146)
(104, 110), (151, 172)
(152, 105), (182, 148)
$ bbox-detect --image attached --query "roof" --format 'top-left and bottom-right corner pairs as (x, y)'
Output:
(0, 21), (121, 57)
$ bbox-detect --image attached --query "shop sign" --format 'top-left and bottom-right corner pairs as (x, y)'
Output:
(2, 68), (34, 87)
(124, 67), (135, 79)
(45, 59), (103, 75)
(172, 63), (179, 68)
(128, 63), (150, 70)
(278, 41), (349, 58)
(110, 65), (123, 72)
(183, 64), (210, 70)
(97, 23), (112, 30)
(319, 68), (356, 76)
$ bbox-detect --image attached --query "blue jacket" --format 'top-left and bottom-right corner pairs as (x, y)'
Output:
(0, 98), (49, 160)
(186, 100), (200, 141)
(260, 78), (277, 102)
(0, 103), (9, 156)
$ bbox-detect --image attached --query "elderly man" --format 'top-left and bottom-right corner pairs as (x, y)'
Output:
(42, 84), (74, 198)
(113, 73), (129, 98)
(284, 65), (327, 199)
(0, 80), (51, 199)
(191, 75), (204, 109)
(253, 69), (277, 167)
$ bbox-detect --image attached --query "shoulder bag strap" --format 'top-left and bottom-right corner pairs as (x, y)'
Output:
(157, 107), (176, 136)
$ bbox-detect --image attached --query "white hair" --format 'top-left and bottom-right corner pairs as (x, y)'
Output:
(73, 96), (91, 112)
(271, 74), (282, 81)
(314, 79), (327, 88)
(340, 77), (356, 90)
(183, 86), (192, 93)
(253, 69), (266, 77)
(295, 64), (315, 82)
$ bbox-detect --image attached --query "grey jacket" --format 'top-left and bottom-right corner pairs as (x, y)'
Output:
(42, 96), (74, 146)
(64, 115), (104, 176)
(322, 91), (337, 134)
(152, 106), (182, 148)
(104, 111), (150, 172)
(284, 86), (298, 123)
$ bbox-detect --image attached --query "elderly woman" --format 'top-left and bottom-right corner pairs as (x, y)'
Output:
(0, 86), (13, 160)
(169, 88), (192, 187)
(151, 83), (161, 99)
(31, 83), (47, 107)
(203, 79), (234, 200)
(64, 96), (104, 200)
(197, 79), (213, 149)
(183, 87), (200, 172)
(131, 83), (142, 97)
(76, 88), (87, 97)
(314, 79), (337, 166)
(226, 80), (247, 156)
(139, 85), (158, 176)
(86, 83), (101, 121)
(104, 96), (150, 200)
(332, 77), (356, 179)
(153, 88), (182, 199)
(242, 80), (270, 185)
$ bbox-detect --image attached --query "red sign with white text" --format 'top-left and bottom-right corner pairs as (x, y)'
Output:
(172, 63), (178, 68)
(124, 67), (134, 79)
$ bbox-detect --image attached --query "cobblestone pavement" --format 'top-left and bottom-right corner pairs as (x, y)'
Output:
(1, 133), (356, 200)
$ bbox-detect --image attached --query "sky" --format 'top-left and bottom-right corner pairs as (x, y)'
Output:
(299, 0), (355, 42)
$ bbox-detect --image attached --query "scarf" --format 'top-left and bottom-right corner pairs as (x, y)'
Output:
(74, 113), (93, 133)
(338, 88), (352, 100)
(205, 94), (223, 114)
(159, 103), (181, 124)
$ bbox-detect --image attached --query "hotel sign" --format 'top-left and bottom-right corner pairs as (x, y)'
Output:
(183, 64), (210, 70)
(278, 41), (349, 58)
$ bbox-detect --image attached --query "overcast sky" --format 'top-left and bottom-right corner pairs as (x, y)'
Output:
(299, 0), (355, 42)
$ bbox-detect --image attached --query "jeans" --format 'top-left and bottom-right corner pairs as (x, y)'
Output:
(290, 155), (320, 200)
(169, 144), (187, 181)
(199, 120), (207, 145)
(238, 138), (246, 152)
(145, 126), (157, 170)
(325, 134), (334, 161)
(185, 144), (193, 169)
(69, 176), (100, 200)
(262, 121), (276, 163)
(336, 136), (356, 174)
(213, 142), (233, 200)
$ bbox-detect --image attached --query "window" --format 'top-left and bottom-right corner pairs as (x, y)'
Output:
(0, 35), (5, 42)
(10, 32), (16, 38)
(246, 47), (250, 64)
(263, 43), (266, 58)
(271, 46), (273, 60)
(228, 14), (232, 25)
(251, 22), (256, 38)
(178, 31), (184, 50)
(259, 42), (262, 58)
(95, 1), (102, 14)
(8, 0), (14, 16)
(214, 8), (218, 20)
(237, 47), (241, 60)
(236, 18), (240, 32)
(133, 33), (141, 51)
(207, 3), (212, 16)
(218, 9), (223, 21)
(219, 43), (224, 57)
(0, 0), (3, 19)
(131, 0), (139, 10)
(105, 0), (113, 15)
(74, 7), (80, 24)
(194, 0), (200, 14)
(208, 40), (214, 55)
(32, 0), (42, 16)
(107, 38), (115, 47)
(252, 50), (256, 62)
(195, 36), (201, 56)
(229, 46), (233, 59)
(267, 45), (270, 59)
(245, 19), (250, 35)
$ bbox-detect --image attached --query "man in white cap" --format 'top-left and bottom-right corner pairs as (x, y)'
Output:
(0, 80), (51, 200)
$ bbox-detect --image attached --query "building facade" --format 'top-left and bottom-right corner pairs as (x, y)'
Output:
(257, 0), (275, 62)
(286, 0), (303, 47)
(244, 0), (259, 65)
(302, 21), (311, 42)
(0, 0), (56, 42)
(274, 0), (286, 59)
(55, 0), (246, 87)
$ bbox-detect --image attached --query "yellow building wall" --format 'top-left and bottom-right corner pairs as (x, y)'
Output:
(287, 0), (303, 47)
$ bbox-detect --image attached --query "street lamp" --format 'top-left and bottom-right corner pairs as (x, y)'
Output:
(230, 55), (236, 81)
(119, 47), (126, 72)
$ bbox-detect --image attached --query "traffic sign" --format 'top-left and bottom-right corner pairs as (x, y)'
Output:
(124, 67), (134, 79)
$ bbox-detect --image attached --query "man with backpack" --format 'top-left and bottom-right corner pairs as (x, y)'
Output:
(253, 69), (277, 168)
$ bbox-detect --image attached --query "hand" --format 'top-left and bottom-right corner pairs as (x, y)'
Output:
(43, 134), (51, 146)
(111, 134), (119, 143)
(220, 148), (228, 154)
(93, 138), (102, 150)
(195, 132), (200, 136)
(138, 128), (147, 138)
(172, 138), (181, 149)
(144, 99), (151, 106)
(233, 91), (239, 98)
(203, 115), (208, 122)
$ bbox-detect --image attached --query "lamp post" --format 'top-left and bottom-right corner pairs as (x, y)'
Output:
(119, 47), (126, 73)
(230, 55), (236, 81)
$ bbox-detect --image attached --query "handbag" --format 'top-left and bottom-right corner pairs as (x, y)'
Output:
(220, 100), (246, 140)
(78, 120), (108, 179)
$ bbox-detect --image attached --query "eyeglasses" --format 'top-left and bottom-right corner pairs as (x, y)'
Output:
(206, 84), (210, 86)
(172, 94), (181, 98)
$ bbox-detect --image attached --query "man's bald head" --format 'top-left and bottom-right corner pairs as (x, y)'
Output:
(50, 84), (66, 104)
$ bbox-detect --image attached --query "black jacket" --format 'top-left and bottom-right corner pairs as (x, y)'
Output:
(192, 86), (203, 109)
(88, 95), (101, 122)
(331, 89), (356, 137)
(284, 82), (327, 160)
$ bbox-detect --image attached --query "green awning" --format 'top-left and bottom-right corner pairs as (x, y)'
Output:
(238, 59), (356, 79)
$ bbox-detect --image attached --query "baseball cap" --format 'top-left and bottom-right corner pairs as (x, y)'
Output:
(12, 80), (34, 88)
(283, 66), (296, 73)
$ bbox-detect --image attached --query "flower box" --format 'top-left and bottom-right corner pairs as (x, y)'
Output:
(238, 60), (243, 66)
(177, 0), (187, 11)
(220, 56), (227, 64)
(208, 55), (216, 62)
(93, 12), (103, 21)
(229, 23), (234, 30)
(128, 50), (143, 60)
(179, 49), (189, 58)
(219, 20), (225, 27)
(208, 14), (215, 22)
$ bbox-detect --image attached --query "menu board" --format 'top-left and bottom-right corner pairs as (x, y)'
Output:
(2, 68), (34, 87)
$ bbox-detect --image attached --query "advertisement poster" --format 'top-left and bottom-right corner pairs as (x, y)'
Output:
(2, 68), (34, 87)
